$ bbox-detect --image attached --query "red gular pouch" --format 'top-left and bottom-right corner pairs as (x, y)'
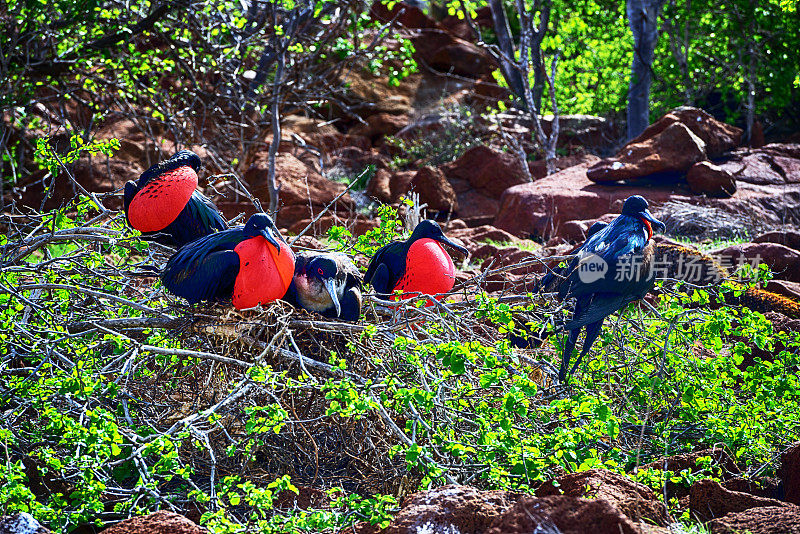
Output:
(232, 237), (295, 310)
(127, 166), (198, 232)
(392, 238), (457, 307)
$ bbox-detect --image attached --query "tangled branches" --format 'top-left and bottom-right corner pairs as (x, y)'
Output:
(2, 193), (800, 532)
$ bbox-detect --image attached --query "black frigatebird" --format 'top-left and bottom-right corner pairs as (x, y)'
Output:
(124, 150), (227, 247)
(540, 195), (666, 381)
(364, 220), (469, 301)
(284, 252), (362, 321)
(161, 213), (295, 310)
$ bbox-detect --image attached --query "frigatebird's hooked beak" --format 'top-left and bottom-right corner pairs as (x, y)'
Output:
(323, 278), (341, 317)
(432, 234), (469, 258)
(260, 227), (282, 253)
(638, 209), (666, 239)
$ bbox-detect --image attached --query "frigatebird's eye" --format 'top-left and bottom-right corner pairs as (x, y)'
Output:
(317, 268), (324, 276)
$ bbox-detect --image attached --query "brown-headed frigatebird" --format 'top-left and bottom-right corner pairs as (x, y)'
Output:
(364, 220), (468, 302)
(539, 195), (666, 381)
(284, 252), (362, 321)
(124, 150), (227, 247)
(161, 213), (295, 310)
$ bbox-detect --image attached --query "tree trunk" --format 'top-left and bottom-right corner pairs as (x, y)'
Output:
(488, 0), (527, 106)
(626, 0), (664, 140)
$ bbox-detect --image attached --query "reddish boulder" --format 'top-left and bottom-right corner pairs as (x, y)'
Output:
(536, 469), (667, 526)
(366, 168), (392, 203)
(244, 152), (353, 228)
(652, 107), (742, 157)
(687, 161), (737, 197)
(102, 511), (205, 534)
(444, 145), (530, 199)
(588, 122), (707, 182)
(429, 41), (496, 78)
(529, 153), (599, 180)
(765, 280), (800, 302)
(486, 495), (658, 534)
(712, 242), (800, 283)
(448, 224), (521, 256)
(410, 166), (458, 213)
(754, 230), (800, 251)
(706, 506), (800, 534)
(496, 158), (800, 239)
(369, 0), (438, 29)
(349, 113), (409, 141)
(722, 477), (783, 500)
(638, 448), (740, 477)
(389, 170), (417, 202)
(690, 479), (791, 522)
(346, 485), (519, 534)
(716, 144), (800, 186)
(779, 442), (800, 505)
(327, 146), (391, 174)
(0, 513), (52, 534)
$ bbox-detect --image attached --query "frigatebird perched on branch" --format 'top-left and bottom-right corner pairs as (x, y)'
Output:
(539, 195), (666, 381)
(364, 220), (468, 301)
(161, 213), (295, 310)
(124, 150), (227, 246)
(284, 252), (362, 321)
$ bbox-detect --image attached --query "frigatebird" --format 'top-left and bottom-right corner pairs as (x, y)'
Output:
(284, 252), (362, 321)
(161, 213), (295, 310)
(124, 150), (227, 246)
(539, 196), (666, 381)
(364, 220), (468, 301)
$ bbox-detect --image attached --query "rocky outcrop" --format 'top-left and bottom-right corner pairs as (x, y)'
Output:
(536, 469), (667, 526)
(687, 161), (737, 197)
(717, 144), (800, 186)
(690, 479), (792, 522)
(346, 485), (520, 534)
(410, 166), (458, 213)
(711, 242), (800, 283)
(780, 442), (800, 506)
(102, 511), (206, 534)
(0, 513), (52, 534)
(495, 155), (800, 239)
(706, 506), (800, 534)
(588, 122), (707, 182)
(486, 495), (664, 534)
(244, 152), (354, 228)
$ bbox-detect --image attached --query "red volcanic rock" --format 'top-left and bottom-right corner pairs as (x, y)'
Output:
(411, 29), (496, 79)
(689, 479), (791, 522)
(779, 442), (800, 505)
(588, 122), (707, 182)
(486, 495), (657, 534)
(389, 170), (417, 203)
(346, 485), (519, 534)
(642, 107), (742, 157)
(444, 145), (530, 199)
(410, 166), (458, 213)
(495, 157), (800, 240)
(639, 447), (740, 476)
(369, 0), (438, 29)
(717, 144), (800, 186)
(244, 152), (353, 228)
(706, 506), (800, 534)
(349, 113), (409, 142)
(327, 146), (391, 174)
(765, 280), (800, 302)
(366, 168), (392, 203)
(287, 215), (379, 237)
(722, 477), (783, 500)
(536, 469), (667, 526)
(305, 132), (372, 154)
(102, 511), (205, 534)
(687, 161), (737, 197)
(441, 14), (476, 41)
(712, 242), (800, 283)
(764, 312), (800, 334)
(429, 41), (496, 78)
(529, 153), (599, 180)
(0, 513), (52, 534)
(754, 230), (800, 251)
